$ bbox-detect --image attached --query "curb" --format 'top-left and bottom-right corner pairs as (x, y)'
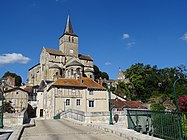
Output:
(63, 118), (162, 140)
(8, 119), (35, 140)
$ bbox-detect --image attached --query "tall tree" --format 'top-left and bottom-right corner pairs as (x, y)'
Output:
(93, 65), (109, 81)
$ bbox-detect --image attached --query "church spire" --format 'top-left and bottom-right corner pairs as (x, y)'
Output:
(64, 15), (75, 36)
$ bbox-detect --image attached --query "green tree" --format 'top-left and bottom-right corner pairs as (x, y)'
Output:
(93, 65), (109, 81)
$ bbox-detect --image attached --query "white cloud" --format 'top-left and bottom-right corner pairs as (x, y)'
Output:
(105, 62), (112, 66)
(181, 33), (187, 41)
(126, 42), (136, 48)
(0, 53), (30, 64)
(122, 33), (130, 39)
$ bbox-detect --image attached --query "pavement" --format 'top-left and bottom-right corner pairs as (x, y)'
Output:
(0, 119), (35, 140)
(64, 118), (163, 140)
(0, 118), (162, 140)
(20, 119), (125, 140)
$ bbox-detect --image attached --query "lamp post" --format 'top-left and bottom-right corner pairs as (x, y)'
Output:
(173, 77), (187, 140)
(0, 79), (6, 128)
(108, 82), (113, 125)
(173, 77), (187, 112)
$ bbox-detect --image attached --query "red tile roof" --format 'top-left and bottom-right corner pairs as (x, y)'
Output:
(50, 78), (105, 90)
(82, 78), (105, 90)
(52, 78), (86, 88)
(112, 99), (147, 109)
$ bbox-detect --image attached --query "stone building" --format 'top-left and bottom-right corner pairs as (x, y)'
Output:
(27, 16), (109, 119)
(4, 87), (29, 112)
(27, 16), (94, 86)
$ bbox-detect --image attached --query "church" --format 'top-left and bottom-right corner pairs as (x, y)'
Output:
(27, 16), (109, 120)
(28, 16), (94, 85)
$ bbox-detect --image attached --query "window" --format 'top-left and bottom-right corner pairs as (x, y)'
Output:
(69, 36), (71, 42)
(89, 90), (94, 95)
(76, 99), (80, 106)
(89, 100), (94, 107)
(72, 37), (74, 43)
(70, 49), (74, 54)
(66, 99), (70, 106)
(71, 69), (74, 75)
(16, 92), (19, 95)
(42, 64), (45, 71)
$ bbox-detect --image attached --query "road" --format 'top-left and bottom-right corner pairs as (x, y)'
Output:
(21, 119), (125, 140)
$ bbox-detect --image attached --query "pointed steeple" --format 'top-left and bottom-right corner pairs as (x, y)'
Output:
(63, 15), (76, 36)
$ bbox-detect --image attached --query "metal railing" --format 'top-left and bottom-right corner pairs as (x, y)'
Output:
(127, 109), (187, 140)
(0, 111), (2, 128)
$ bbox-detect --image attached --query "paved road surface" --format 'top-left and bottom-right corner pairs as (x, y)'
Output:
(21, 119), (125, 140)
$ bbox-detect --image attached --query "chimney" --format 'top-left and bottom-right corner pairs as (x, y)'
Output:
(98, 77), (103, 85)
(79, 72), (83, 83)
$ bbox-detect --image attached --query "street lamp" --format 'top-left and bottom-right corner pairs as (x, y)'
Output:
(108, 82), (113, 125)
(173, 77), (187, 112)
(0, 79), (6, 128)
(173, 76), (187, 140)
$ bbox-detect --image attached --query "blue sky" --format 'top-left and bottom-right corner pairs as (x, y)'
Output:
(0, 0), (187, 82)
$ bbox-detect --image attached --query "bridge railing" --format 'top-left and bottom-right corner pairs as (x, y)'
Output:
(127, 109), (187, 140)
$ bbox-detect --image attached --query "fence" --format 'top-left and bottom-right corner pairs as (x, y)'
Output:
(127, 109), (187, 140)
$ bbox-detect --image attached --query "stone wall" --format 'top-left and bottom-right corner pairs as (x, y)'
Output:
(60, 109), (128, 128)
(4, 111), (24, 126)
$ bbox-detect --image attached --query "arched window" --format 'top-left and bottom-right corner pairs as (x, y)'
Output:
(71, 69), (74, 75)
(72, 37), (74, 43)
(76, 68), (81, 75)
(69, 36), (71, 42)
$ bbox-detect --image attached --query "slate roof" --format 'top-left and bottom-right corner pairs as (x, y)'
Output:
(64, 16), (75, 36)
(45, 48), (64, 56)
(78, 54), (93, 61)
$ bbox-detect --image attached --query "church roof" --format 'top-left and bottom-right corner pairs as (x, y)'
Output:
(28, 63), (40, 71)
(45, 48), (64, 56)
(49, 64), (61, 69)
(78, 54), (93, 61)
(63, 16), (78, 37)
(66, 60), (83, 67)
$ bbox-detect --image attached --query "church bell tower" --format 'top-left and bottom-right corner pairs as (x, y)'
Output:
(59, 16), (78, 58)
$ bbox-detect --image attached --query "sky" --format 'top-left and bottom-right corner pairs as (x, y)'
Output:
(0, 0), (187, 83)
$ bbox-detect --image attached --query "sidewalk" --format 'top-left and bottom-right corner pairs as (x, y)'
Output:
(64, 118), (162, 140)
(0, 119), (35, 140)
